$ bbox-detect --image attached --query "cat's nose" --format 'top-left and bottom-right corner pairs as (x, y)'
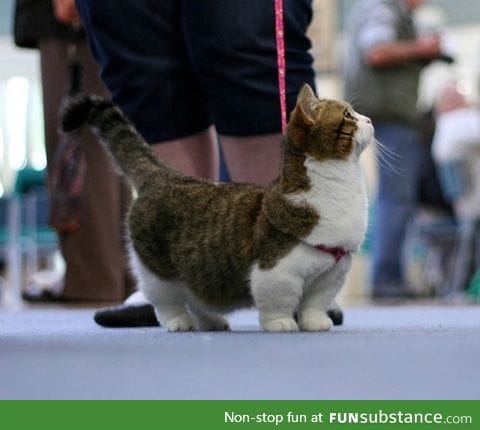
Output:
(359, 114), (371, 124)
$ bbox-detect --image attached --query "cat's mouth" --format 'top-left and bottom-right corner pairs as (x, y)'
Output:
(351, 113), (374, 154)
(354, 123), (374, 153)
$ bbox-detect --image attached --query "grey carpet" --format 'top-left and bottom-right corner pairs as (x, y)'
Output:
(1, 306), (479, 399)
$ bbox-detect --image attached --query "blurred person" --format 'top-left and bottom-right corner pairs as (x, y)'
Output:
(416, 108), (453, 216)
(14, 0), (132, 302)
(73, 0), (317, 325)
(343, 0), (449, 298)
(432, 82), (480, 221)
(431, 82), (480, 290)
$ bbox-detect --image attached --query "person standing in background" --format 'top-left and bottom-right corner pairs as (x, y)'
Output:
(343, 0), (448, 298)
(14, 0), (132, 302)
(431, 82), (480, 292)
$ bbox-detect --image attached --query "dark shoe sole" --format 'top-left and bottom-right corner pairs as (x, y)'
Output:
(327, 308), (344, 326)
(94, 303), (160, 327)
(22, 289), (67, 303)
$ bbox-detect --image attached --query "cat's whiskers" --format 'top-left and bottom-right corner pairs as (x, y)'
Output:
(372, 137), (402, 176)
(345, 93), (365, 108)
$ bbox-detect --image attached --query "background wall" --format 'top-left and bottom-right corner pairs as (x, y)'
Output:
(0, 0), (44, 196)
(0, 0), (478, 301)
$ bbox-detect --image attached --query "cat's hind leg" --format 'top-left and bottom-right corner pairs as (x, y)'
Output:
(298, 255), (351, 331)
(186, 297), (230, 332)
(130, 251), (195, 332)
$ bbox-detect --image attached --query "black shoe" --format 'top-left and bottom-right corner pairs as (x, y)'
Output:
(327, 308), (344, 326)
(22, 286), (67, 303)
(94, 303), (160, 327)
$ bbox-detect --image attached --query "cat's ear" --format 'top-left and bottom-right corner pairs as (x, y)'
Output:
(294, 84), (318, 127)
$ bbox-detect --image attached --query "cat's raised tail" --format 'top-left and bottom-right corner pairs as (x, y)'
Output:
(61, 95), (182, 190)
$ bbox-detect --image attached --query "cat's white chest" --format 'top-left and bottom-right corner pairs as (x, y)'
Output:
(287, 157), (368, 251)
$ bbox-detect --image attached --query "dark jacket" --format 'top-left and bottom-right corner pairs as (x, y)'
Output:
(14, 0), (83, 48)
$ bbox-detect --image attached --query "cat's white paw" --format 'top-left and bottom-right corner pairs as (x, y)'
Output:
(262, 317), (299, 332)
(198, 316), (231, 332)
(299, 313), (333, 331)
(165, 314), (196, 332)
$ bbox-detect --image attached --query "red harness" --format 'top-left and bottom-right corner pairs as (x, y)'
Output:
(314, 245), (350, 263)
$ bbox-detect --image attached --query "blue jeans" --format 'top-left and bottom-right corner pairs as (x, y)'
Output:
(372, 121), (422, 291)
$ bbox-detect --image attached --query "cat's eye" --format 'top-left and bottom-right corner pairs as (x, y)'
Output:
(344, 110), (355, 120)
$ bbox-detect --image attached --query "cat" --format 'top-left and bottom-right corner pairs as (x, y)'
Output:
(62, 84), (373, 332)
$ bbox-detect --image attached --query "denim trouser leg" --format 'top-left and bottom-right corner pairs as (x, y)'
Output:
(371, 122), (422, 291)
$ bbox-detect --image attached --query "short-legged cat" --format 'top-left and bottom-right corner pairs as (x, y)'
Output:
(62, 84), (373, 331)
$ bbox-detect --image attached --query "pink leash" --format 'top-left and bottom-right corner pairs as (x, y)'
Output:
(274, 0), (287, 133)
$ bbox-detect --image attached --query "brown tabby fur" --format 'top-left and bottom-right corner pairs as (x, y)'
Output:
(62, 84), (358, 311)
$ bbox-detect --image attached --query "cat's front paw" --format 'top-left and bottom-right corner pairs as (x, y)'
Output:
(164, 314), (196, 332)
(261, 317), (299, 332)
(299, 313), (333, 332)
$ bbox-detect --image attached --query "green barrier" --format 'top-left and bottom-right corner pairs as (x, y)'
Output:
(467, 269), (480, 300)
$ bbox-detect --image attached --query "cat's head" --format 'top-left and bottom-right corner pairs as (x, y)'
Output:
(287, 84), (373, 161)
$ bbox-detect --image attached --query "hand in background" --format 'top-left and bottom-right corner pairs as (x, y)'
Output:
(52, 0), (81, 25)
(415, 34), (442, 60)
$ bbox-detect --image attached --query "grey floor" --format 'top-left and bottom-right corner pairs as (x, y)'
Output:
(1, 305), (479, 400)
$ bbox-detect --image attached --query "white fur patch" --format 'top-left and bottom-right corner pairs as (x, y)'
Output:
(250, 243), (351, 331)
(251, 242), (336, 292)
(286, 157), (368, 251)
(124, 290), (149, 305)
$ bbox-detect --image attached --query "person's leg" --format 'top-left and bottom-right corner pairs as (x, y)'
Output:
(77, 0), (219, 180)
(371, 122), (423, 296)
(219, 134), (281, 184)
(151, 126), (219, 180)
(38, 38), (131, 301)
(183, 0), (314, 185)
(76, 0), (213, 142)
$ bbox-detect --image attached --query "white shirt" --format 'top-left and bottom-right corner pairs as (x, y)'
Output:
(432, 107), (480, 219)
(432, 108), (480, 162)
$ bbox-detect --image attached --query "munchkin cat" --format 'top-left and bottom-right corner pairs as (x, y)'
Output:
(62, 84), (373, 332)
